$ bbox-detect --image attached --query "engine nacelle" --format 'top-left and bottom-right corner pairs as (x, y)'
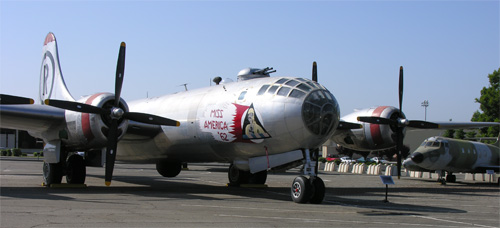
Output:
(333, 106), (406, 151)
(63, 93), (129, 150)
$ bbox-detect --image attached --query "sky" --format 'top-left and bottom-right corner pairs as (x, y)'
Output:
(1, 0), (499, 122)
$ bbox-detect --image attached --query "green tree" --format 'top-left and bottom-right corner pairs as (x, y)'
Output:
(471, 68), (500, 143)
(443, 129), (455, 138)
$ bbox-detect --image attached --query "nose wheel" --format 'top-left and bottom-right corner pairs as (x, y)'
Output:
(291, 176), (325, 204)
(290, 149), (325, 204)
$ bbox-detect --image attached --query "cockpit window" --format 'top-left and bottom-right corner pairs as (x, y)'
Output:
(285, 80), (300, 87)
(297, 83), (312, 92)
(306, 81), (319, 89)
(238, 91), (247, 100)
(277, 87), (291, 96)
(267, 85), (279, 95)
(258, 85), (270, 95)
(275, 78), (288, 84)
(424, 141), (440, 147)
(289, 89), (306, 99)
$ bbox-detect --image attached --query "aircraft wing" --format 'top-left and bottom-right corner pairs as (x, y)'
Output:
(0, 104), (65, 133)
(474, 166), (500, 173)
(409, 121), (499, 130)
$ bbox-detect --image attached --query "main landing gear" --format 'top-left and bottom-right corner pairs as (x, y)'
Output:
(437, 170), (456, 185)
(290, 149), (325, 204)
(228, 164), (268, 186)
(43, 153), (86, 186)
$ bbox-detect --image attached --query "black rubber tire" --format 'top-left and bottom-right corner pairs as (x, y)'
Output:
(248, 170), (267, 185)
(228, 164), (248, 186)
(446, 174), (456, 183)
(291, 176), (311, 203)
(66, 154), (86, 184)
(309, 177), (325, 204)
(156, 160), (182, 177)
(43, 161), (63, 186)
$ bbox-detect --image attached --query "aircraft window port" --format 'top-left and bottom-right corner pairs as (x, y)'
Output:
(238, 91), (247, 100)
(297, 83), (312, 92)
(324, 91), (334, 100)
(306, 81), (319, 89)
(277, 87), (291, 96)
(267, 85), (279, 95)
(275, 78), (288, 84)
(425, 142), (433, 147)
(285, 80), (300, 87)
(257, 85), (270, 95)
(296, 78), (307, 82)
(289, 89), (306, 99)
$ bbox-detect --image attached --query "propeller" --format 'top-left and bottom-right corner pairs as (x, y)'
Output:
(44, 42), (180, 186)
(0, 94), (34, 105)
(312, 61), (317, 83)
(356, 66), (441, 179)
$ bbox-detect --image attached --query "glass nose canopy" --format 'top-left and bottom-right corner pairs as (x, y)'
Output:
(302, 90), (339, 136)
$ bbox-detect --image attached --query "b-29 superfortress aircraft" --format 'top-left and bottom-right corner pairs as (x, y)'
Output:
(1, 32), (345, 204)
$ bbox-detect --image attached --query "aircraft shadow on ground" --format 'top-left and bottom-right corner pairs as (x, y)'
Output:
(3, 171), (493, 214)
(323, 187), (468, 214)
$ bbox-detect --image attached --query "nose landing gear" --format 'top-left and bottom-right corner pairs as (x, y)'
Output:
(291, 149), (325, 204)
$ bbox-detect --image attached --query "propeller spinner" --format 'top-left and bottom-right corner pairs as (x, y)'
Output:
(45, 42), (180, 186)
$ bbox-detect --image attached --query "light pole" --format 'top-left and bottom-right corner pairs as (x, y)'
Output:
(421, 100), (429, 121)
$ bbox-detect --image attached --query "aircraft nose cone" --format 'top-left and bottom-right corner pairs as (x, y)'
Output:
(302, 90), (339, 136)
(411, 152), (424, 164)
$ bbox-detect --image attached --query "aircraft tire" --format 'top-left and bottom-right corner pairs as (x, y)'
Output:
(291, 176), (311, 203)
(446, 174), (456, 183)
(248, 170), (267, 184)
(43, 161), (63, 187)
(156, 160), (182, 177)
(228, 164), (248, 186)
(66, 154), (86, 184)
(309, 177), (325, 204)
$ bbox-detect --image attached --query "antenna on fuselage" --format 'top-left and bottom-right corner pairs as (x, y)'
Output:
(179, 83), (188, 91)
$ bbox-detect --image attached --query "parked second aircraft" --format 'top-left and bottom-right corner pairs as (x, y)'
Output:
(404, 136), (500, 184)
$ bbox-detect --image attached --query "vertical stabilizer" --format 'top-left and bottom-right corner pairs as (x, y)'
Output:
(39, 32), (75, 104)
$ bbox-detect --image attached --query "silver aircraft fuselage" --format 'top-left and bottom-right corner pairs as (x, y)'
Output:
(118, 76), (340, 163)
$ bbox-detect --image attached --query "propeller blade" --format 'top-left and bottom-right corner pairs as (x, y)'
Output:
(357, 116), (396, 125)
(45, 99), (107, 115)
(396, 128), (403, 179)
(0, 94), (34, 104)
(312, 61), (318, 82)
(337, 121), (363, 130)
(105, 119), (118, 186)
(408, 120), (440, 129)
(124, 112), (180, 126)
(398, 66), (404, 114)
(114, 42), (126, 107)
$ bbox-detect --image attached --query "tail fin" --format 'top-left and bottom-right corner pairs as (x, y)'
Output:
(39, 32), (74, 104)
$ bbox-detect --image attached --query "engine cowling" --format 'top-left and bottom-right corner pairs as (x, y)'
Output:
(63, 93), (129, 150)
(333, 106), (406, 151)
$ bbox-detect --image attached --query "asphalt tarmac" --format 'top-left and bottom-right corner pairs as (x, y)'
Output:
(1, 157), (499, 228)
